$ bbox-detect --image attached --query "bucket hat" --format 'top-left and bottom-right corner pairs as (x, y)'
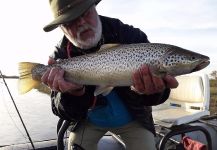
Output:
(43, 0), (101, 32)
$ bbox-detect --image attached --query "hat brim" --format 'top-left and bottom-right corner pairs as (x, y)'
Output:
(43, 0), (101, 32)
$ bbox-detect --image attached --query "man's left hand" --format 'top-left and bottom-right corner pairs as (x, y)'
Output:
(132, 65), (178, 95)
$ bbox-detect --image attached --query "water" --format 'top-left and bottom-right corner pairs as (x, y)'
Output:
(0, 79), (59, 146)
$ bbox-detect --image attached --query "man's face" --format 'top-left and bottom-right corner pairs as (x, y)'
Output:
(60, 6), (102, 49)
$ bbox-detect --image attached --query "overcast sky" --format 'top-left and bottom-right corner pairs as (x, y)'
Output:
(0, 0), (216, 75)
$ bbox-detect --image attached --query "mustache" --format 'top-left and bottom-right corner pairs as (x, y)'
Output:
(77, 24), (95, 35)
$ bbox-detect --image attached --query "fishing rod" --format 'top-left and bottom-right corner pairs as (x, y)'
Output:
(0, 70), (35, 150)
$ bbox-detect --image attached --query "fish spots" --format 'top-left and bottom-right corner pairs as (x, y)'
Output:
(165, 54), (192, 67)
(49, 42), (208, 85)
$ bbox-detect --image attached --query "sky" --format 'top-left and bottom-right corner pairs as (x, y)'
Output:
(0, 0), (216, 76)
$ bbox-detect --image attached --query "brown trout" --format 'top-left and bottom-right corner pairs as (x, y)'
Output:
(18, 43), (210, 95)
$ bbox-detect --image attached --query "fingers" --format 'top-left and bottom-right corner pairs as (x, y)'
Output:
(163, 75), (179, 89)
(41, 69), (50, 84)
(132, 65), (174, 95)
(41, 67), (61, 91)
(133, 65), (156, 94)
(48, 57), (56, 65)
(48, 68), (61, 89)
(41, 67), (84, 95)
(132, 67), (146, 93)
(140, 66), (154, 92)
(58, 78), (82, 93)
(152, 75), (166, 92)
(53, 69), (65, 91)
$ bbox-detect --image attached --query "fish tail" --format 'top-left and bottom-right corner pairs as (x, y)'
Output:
(18, 62), (41, 94)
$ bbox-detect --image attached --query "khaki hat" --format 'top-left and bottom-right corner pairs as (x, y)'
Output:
(43, 0), (101, 32)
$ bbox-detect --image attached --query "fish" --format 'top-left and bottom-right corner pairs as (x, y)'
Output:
(18, 43), (210, 95)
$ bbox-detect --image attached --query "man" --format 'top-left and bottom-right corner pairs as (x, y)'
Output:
(42, 0), (178, 150)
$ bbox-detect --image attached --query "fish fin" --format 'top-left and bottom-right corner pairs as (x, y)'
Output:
(18, 62), (41, 94)
(149, 65), (167, 77)
(156, 69), (167, 77)
(99, 44), (120, 51)
(94, 86), (114, 96)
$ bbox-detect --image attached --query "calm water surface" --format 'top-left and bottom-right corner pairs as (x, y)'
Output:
(0, 79), (59, 146)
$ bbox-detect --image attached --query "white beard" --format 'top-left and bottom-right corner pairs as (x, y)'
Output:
(63, 15), (102, 50)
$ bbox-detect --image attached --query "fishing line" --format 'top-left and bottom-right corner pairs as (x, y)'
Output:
(0, 82), (30, 147)
(0, 70), (35, 150)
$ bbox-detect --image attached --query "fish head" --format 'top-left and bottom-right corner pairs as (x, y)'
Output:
(161, 47), (210, 76)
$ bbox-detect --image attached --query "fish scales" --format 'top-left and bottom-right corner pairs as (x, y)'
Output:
(18, 43), (210, 94)
(56, 43), (168, 85)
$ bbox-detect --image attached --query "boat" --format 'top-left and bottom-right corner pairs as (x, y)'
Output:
(1, 72), (217, 150)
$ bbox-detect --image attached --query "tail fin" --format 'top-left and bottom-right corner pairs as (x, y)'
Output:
(18, 62), (41, 94)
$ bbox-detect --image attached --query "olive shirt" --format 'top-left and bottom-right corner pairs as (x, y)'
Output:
(49, 16), (170, 134)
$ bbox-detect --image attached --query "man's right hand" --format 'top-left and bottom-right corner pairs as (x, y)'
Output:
(41, 58), (85, 96)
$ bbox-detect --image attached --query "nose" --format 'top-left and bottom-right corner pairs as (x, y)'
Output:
(76, 16), (86, 26)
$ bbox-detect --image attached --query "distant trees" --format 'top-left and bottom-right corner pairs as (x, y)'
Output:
(210, 70), (217, 80)
(210, 70), (217, 87)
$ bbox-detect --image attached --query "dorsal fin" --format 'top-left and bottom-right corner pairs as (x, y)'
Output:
(99, 44), (120, 51)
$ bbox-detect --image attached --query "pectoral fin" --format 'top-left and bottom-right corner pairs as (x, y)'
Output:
(149, 65), (167, 77)
(94, 86), (114, 96)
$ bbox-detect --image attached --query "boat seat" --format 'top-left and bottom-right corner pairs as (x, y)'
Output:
(152, 73), (212, 149)
(152, 73), (210, 127)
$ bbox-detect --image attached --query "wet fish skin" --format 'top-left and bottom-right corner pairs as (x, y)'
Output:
(18, 43), (210, 94)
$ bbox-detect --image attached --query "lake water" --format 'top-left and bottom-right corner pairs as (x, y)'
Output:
(0, 79), (59, 146)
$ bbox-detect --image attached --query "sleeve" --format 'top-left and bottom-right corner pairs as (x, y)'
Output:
(101, 16), (149, 44)
(134, 88), (171, 106)
(119, 23), (150, 44)
(49, 37), (68, 60)
(113, 18), (150, 44)
(116, 87), (170, 106)
(51, 86), (95, 121)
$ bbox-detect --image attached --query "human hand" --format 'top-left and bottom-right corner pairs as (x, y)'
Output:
(131, 65), (178, 95)
(41, 58), (85, 96)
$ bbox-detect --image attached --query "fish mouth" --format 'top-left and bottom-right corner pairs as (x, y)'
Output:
(192, 59), (210, 72)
